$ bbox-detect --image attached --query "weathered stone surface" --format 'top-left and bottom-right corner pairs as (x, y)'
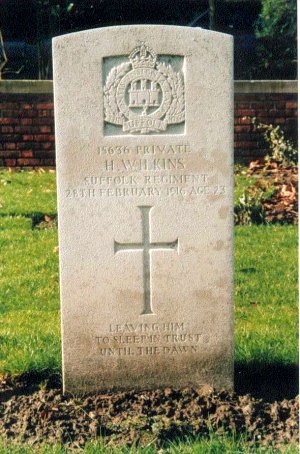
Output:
(53, 25), (234, 393)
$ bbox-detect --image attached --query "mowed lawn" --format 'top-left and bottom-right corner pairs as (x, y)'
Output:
(0, 169), (298, 375)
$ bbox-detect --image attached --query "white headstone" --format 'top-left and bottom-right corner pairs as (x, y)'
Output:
(53, 25), (234, 393)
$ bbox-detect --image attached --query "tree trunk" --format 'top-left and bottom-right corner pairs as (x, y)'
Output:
(0, 29), (8, 80)
(208, 0), (215, 30)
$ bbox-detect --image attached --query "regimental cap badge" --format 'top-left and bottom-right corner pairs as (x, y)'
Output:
(103, 44), (185, 134)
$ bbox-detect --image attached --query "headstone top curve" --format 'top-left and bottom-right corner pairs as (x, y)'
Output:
(52, 24), (233, 45)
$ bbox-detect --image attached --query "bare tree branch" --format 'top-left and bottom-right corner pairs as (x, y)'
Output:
(0, 29), (8, 80)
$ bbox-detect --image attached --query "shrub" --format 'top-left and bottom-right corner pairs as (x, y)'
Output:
(234, 186), (265, 225)
(252, 119), (298, 166)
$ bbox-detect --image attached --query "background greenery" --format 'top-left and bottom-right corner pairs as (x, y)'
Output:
(254, 0), (297, 79)
(0, 0), (297, 80)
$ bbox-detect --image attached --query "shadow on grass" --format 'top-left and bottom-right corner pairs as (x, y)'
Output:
(1, 363), (298, 403)
(0, 369), (61, 403)
(235, 361), (299, 401)
(0, 212), (57, 229)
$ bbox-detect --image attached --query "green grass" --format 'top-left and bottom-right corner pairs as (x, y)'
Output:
(0, 170), (60, 374)
(0, 433), (298, 454)
(235, 225), (298, 364)
(0, 169), (57, 215)
(0, 169), (298, 452)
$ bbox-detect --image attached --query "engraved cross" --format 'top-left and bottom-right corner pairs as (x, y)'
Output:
(114, 206), (178, 315)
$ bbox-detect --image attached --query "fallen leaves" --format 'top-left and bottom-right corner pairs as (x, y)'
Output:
(247, 161), (298, 224)
(34, 214), (57, 230)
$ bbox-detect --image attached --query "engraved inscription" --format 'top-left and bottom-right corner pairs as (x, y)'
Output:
(97, 144), (191, 155)
(65, 175), (226, 199)
(114, 206), (178, 315)
(104, 157), (186, 172)
(95, 322), (211, 357)
(63, 142), (227, 200)
(103, 44), (185, 135)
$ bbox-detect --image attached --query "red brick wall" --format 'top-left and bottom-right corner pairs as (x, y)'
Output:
(0, 94), (55, 167)
(234, 93), (297, 162)
(0, 84), (297, 167)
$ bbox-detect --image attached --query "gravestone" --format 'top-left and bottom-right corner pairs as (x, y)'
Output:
(53, 25), (233, 393)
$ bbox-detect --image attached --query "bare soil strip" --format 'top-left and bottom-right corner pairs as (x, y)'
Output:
(0, 373), (298, 450)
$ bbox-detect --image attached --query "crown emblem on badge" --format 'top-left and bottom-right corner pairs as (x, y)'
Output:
(129, 44), (157, 69)
(103, 44), (185, 134)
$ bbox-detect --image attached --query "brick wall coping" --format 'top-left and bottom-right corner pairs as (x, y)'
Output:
(0, 80), (53, 94)
(0, 79), (297, 94)
(235, 80), (297, 93)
